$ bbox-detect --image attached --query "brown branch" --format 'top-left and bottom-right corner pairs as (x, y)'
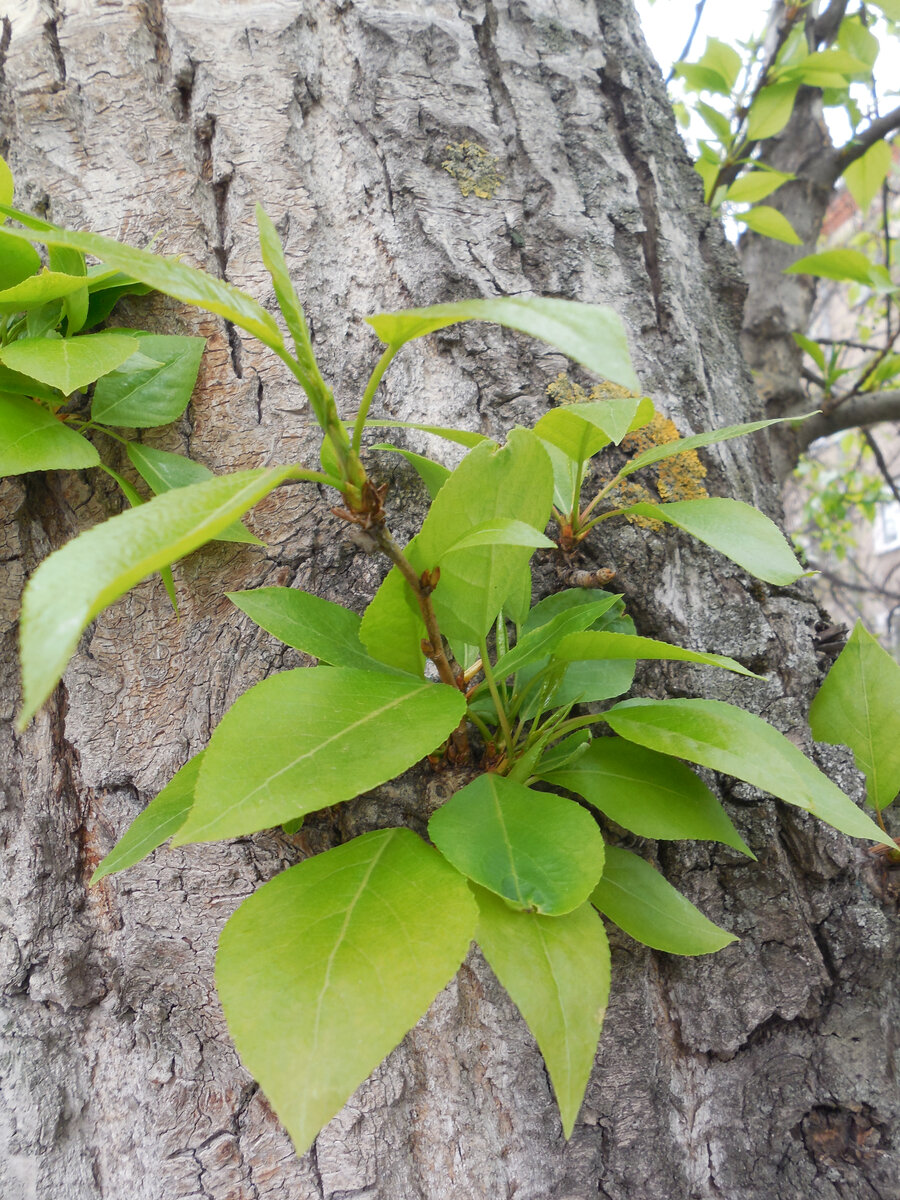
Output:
(810, 0), (848, 49)
(666, 0), (707, 85)
(793, 389), (900, 447)
(862, 428), (900, 506)
(832, 104), (900, 179)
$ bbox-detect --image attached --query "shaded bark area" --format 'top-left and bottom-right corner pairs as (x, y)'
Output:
(0, 2), (897, 1198)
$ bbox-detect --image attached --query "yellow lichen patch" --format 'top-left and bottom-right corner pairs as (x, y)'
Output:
(621, 412), (708, 506)
(442, 141), (503, 199)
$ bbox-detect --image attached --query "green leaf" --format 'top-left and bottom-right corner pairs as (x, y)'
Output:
(809, 620), (900, 812)
(91, 753), (202, 882)
(536, 731), (592, 775)
(724, 169), (793, 205)
(0, 232), (41, 292)
(18, 466), (294, 727)
(227, 586), (396, 672)
(784, 248), (887, 286)
(591, 846), (736, 956)
(409, 429), (553, 646)
(492, 595), (621, 679)
(604, 697), (894, 847)
(0, 206), (283, 350)
(792, 333), (826, 374)
(539, 738), (752, 854)
(734, 206), (802, 245)
(778, 49), (871, 87)
(216, 828), (477, 1156)
(355, 419), (490, 449)
(91, 334), (205, 428)
(126, 443), (262, 544)
(473, 887), (610, 1138)
(620, 497), (807, 585)
(696, 37), (742, 92)
(843, 140), (893, 214)
(745, 83), (799, 140)
(552, 630), (759, 677)
(517, 590), (635, 711)
(370, 443), (451, 500)
(359, 560), (427, 677)
(255, 204), (316, 375)
(428, 774), (605, 915)
(0, 394), (100, 475)
(620, 413), (813, 477)
(175, 668), (466, 843)
(534, 407), (610, 464)
(443, 517), (554, 555)
(366, 297), (640, 393)
(542, 437), (582, 513)
(0, 156), (12, 206)
(695, 100), (733, 145)
(0, 269), (100, 314)
(674, 62), (731, 95)
(838, 15), (879, 69)
(0, 331), (139, 396)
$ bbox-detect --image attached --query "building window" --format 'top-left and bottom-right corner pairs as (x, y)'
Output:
(874, 501), (900, 554)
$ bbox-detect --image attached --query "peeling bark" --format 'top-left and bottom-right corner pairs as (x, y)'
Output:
(1, 2), (897, 1198)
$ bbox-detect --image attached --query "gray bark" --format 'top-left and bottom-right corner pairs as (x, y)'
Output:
(1, 2), (898, 1199)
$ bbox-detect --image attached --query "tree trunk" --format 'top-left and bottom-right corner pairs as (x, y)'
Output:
(1, 2), (897, 1198)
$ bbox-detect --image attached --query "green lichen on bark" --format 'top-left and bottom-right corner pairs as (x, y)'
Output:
(442, 141), (503, 198)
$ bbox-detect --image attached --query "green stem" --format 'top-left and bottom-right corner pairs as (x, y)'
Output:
(466, 708), (494, 746)
(550, 712), (605, 739)
(579, 469), (627, 525)
(578, 506), (628, 538)
(352, 345), (398, 455)
(479, 636), (514, 759)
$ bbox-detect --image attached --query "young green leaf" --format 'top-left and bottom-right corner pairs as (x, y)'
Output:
(0, 331), (139, 396)
(535, 731), (592, 775)
(724, 170), (793, 205)
(619, 414), (815, 477)
(843, 139), (893, 214)
(126, 443), (262, 544)
(216, 828), (477, 1156)
(603, 697), (894, 847)
(91, 333), (205, 428)
(791, 333), (827, 374)
(428, 775), (605, 915)
(552, 630), (759, 678)
(174, 668), (466, 843)
(473, 886), (610, 1138)
(367, 297), (640, 393)
(0, 394), (100, 475)
(745, 82), (799, 140)
(784, 248), (888, 286)
(255, 204), (316, 374)
(620, 497), (807, 585)
(516, 590), (636, 712)
(734, 206), (802, 245)
(442, 517), (554, 555)
(369, 443), (451, 500)
(359, 558), (427, 676)
(228, 586), (400, 672)
(354, 419), (490, 449)
(91, 753), (202, 882)
(0, 232), (41, 291)
(491, 595), (621, 680)
(0, 269), (102, 314)
(0, 207), (284, 350)
(809, 620), (900, 812)
(409, 429), (553, 646)
(18, 466), (294, 727)
(591, 846), (736, 956)
(539, 738), (752, 854)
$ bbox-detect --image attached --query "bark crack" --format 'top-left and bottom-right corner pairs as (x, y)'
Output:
(595, 60), (667, 334)
(43, 0), (67, 85)
(138, 0), (171, 81)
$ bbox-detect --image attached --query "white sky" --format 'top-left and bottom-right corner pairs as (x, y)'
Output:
(634, 0), (764, 76)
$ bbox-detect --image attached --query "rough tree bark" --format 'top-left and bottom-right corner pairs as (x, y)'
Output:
(1, 2), (897, 1199)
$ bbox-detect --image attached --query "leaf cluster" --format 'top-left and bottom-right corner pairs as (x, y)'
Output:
(2, 162), (893, 1159)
